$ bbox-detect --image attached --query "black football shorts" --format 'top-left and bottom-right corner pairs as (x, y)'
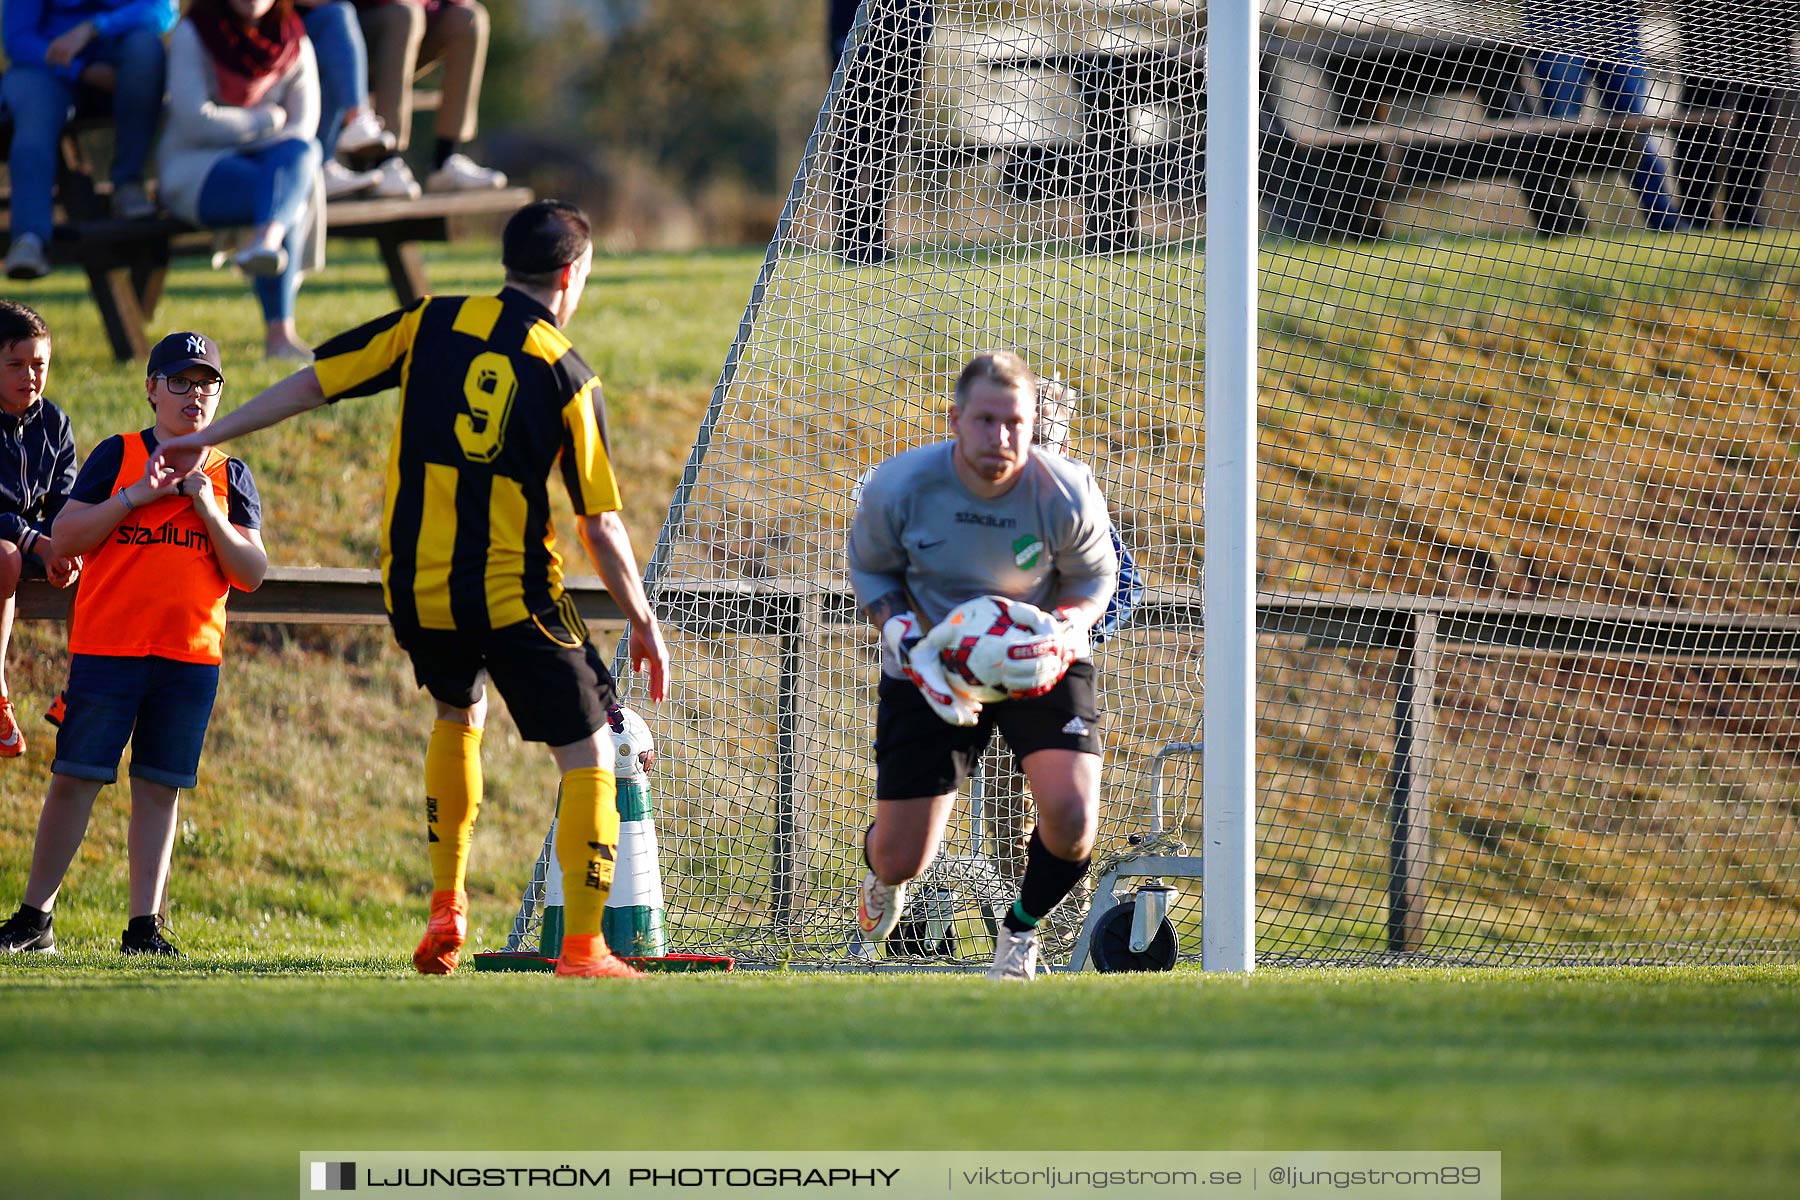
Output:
(874, 661), (1100, 800)
(390, 599), (617, 746)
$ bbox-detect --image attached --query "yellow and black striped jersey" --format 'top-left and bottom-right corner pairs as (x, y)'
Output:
(312, 290), (621, 632)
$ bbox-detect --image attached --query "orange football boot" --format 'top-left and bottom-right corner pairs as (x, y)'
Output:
(412, 888), (467, 974)
(0, 697), (24, 757)
(554, 933), (646, 979)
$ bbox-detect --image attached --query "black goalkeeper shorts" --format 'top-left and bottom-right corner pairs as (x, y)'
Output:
(390, 600), (617, 746)
(874, 660), (1100, 800)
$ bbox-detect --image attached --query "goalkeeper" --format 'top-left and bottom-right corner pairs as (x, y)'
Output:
(847, 350), (1116, 980)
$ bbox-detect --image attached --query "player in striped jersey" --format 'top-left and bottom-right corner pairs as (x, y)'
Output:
(150, 201), (670, 979)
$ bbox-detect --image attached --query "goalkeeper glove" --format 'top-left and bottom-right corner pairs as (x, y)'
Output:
(987, 602), (1089, 699)
(884, 612), (982, 727)
(1051, 605), (1093, 663)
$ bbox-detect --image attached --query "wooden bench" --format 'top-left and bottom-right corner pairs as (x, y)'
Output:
(1262, 27), (1733, 240)
(959, 26), (1737, 247)
(2, 109), (531, 360)
(1, 189), (536, 362)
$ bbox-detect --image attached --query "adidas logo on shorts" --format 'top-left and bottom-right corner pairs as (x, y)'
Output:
(1062, 717), (1089, 735)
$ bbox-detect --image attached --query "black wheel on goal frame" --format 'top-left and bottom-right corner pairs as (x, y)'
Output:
(1088, 899), (1178, 973)
(887, 907), (958, 959)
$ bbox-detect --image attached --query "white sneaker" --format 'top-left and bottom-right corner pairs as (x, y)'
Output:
(233, 244), (288, 277)
(426, 153), (507, 193)
(369, 156), (421, 200)
(986, 926), (1039, 981)
(857, 870), (906, 942)
(5, 233), (50, 281)
(336, 110), (395, 160)
(322, 160), (380, 200)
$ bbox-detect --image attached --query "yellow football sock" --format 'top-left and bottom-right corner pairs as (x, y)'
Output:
(553, 767), (619, 940)
(424, 721), (483, 893)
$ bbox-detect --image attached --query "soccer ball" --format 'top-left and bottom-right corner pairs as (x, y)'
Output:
(935, 595), (1066, 702)
(607, 705), (655, 778)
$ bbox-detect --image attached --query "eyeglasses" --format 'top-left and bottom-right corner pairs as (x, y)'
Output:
(157, 375), (223, 397)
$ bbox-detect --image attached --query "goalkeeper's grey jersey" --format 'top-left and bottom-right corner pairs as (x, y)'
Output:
(849, 442), (1118, 677)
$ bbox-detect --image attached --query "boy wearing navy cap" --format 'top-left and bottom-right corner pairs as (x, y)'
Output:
(0, 331), (267, 956)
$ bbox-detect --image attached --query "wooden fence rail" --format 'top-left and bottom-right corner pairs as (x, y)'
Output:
(23, 569), (1800, 952)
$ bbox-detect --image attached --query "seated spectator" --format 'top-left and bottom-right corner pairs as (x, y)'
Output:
(158, 0), (325, 362)
(2, 0), (177, 281)
(1672, 2), (1800, 230)
(354, 0), (505, 197)
(297, 0), (397, 198)
(0, 301), (81, 760)
(1526, 0), (1684, 233)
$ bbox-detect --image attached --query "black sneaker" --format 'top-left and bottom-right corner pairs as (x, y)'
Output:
(0, 906), (56, 954)
(120, 915), (182, 957)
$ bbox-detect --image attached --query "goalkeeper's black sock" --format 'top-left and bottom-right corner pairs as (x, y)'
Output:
(1004, 828), (1089, 934)
(14, 903), (49, 929)
(433, 137), (458, 171)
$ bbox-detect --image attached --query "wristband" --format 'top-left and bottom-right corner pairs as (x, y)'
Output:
(116, 487), (135, 512)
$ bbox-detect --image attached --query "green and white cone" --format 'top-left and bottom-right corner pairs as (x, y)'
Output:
(536, 709), (667, 958)
(603, 707), (667, 956)
(538, 814), (566, 958)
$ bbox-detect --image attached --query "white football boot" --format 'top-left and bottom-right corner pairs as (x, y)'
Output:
(857, 870), (906, 943)
(986, 926), (1040, 981)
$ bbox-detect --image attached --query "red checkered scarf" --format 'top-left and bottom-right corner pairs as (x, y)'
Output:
(189, 1), (306, 108)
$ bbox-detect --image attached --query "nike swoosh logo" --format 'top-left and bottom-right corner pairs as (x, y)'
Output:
(917, 538), (945, 549)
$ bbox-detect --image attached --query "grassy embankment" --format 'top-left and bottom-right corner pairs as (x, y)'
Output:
(3, 231), (1800, 960)
(624, 230), (1800, 958)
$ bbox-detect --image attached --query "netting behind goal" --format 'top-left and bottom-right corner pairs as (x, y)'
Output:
(512, 0), (1800, 966)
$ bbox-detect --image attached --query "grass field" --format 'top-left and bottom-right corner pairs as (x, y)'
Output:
(3, 237), (1799, 1198)
(0, 959), (1795, 1199)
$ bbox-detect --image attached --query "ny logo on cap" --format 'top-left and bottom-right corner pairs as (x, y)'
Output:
(186, 334), (207, 355)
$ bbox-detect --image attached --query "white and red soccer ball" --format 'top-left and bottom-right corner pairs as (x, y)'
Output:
(934, 595), (1070, 702)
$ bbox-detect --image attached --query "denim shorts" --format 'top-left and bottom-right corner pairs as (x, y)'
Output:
(53, 654), (221, 790)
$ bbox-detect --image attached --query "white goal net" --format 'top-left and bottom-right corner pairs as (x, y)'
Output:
(509, 0), (1800, 967)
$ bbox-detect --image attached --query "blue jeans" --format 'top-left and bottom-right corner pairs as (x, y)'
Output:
(53, 654), (222, 790)
(0, 29), (166, 241)
(196, 139), (320, 322)
(305, 1), (373, 162)
(1531, 46), (1682, 229)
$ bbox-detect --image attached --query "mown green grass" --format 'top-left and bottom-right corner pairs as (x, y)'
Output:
(0, 963), (1795, 1199)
